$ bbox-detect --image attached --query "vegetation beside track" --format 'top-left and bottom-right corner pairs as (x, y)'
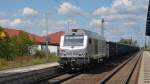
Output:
(0, 54), (59, 70)
(0, 26), (59, 70)
(144, 48), (150, 51)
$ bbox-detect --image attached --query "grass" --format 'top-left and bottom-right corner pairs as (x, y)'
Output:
(144, 48), (150, 51)
(0, 55), (59, 70)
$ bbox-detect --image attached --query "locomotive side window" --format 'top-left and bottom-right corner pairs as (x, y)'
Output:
(95, 39), (98, 54)
(88, 38), (92, 44)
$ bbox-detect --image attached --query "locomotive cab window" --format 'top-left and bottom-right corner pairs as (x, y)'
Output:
(63, 35), (84, 46)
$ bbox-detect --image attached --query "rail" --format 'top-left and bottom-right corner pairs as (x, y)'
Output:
(0, 66), (58, 84)
(99, 51), (142, 84)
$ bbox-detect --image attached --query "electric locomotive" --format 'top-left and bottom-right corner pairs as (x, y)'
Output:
(59, 29), (109, 70)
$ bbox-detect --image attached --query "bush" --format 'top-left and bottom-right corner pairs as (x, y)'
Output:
(0, 30), (35, 60)
(33, 51), (46, 58)
(48, 54), (59, 62)
(144, 48), (150, 51)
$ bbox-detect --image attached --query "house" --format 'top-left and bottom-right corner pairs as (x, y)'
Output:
(3, 28), (45, 43)
(2, 28), (64, 56)
(0, 31), (6, 39)
(41, 31), (64, 56)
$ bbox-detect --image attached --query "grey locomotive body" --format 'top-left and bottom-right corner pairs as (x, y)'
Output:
(59, 29), (108, 69)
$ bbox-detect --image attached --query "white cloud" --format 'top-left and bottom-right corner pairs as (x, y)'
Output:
(89, 19), (102, 28)
(10, 18), (23, 26)
(22, 7), (38, 16)
(92, 0), (148, 29)
(92, 0), (148, 45)
(93, 7), (109, 15)
(0, 18), (23, 27)
(0, 19), (10, 27)
(58, 2), (82, 16)
(93, 0), (148, 16)
(123, 21), (138, 27)
(122, 0), (131, 6)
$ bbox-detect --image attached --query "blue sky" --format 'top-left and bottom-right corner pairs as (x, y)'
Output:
(0, 0), (149, 47)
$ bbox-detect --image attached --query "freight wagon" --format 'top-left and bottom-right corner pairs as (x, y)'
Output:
(107, 42), (139, 58)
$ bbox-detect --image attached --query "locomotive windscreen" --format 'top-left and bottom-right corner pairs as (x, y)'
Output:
(63, 35), (84, 46)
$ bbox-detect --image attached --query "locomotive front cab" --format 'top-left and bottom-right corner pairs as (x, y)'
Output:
(60, 35), (87, 57)
(59, 34), (88, 69)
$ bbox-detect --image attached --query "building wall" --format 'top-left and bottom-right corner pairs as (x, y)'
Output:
(29, 45), (41, 55)
(29, 44), (59, 56)
(48, 45), (59, 56)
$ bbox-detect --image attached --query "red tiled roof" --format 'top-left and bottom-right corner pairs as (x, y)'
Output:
(2, 28), (64, 45)
(3, 28), (45, 43)
(3, 28), (20, 38)
(28, 33), (45, 43)
(44, 31), (64, 44)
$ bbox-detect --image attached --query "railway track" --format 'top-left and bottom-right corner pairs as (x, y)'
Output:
(60, 52), (141, 84)
(0, 66), (59, 84)
(0, 64), (80, 84)
(0, 52), (141, 84)
(47, 72), (82, 84)
(36, 52), (140, 84)
(99, 51), (142, 84)
(32, 68), (74, 84)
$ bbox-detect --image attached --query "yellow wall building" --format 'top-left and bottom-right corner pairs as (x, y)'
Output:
(0, 31), (6, 39)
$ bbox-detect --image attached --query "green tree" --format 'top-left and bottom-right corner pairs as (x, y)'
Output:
(15, 31), (35, 56)
(0, 30), (35, 60)
(0, 26), (3, 31)
(118, 38), (138, 46)
(0, 35), (15, 60)
(118, 39), (132, 45)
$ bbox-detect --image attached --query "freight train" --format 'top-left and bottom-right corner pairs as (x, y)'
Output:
(58, 29), (139, 70)
(107, 42), (139, 58)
